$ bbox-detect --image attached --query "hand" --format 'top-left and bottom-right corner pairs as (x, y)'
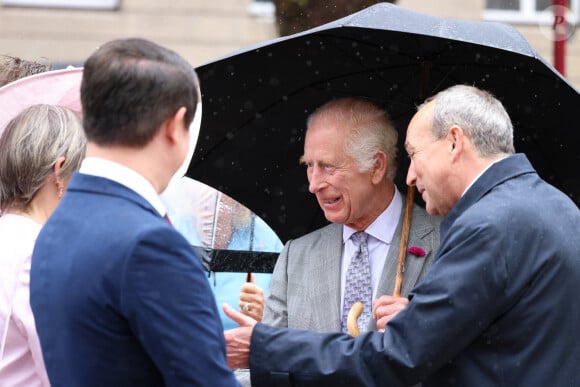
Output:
(372, 295), (409, 331)
(239, 273), (265, 322)
(223, 303), (257, 369)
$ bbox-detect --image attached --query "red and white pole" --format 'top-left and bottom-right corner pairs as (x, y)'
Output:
(553, 0), (567, 76)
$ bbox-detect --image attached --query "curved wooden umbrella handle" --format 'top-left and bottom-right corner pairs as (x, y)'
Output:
(346, 301), (364, 337)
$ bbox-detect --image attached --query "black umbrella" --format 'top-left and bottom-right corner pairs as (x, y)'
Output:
(187, 2), (580, 253)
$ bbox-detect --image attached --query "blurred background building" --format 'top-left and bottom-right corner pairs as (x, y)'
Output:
(0, 0), (578, 87)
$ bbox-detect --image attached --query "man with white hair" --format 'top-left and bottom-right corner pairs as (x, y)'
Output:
(223, 84), (580, 387)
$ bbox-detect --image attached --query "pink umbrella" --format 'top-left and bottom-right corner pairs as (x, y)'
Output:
(0, 67), (83, 136)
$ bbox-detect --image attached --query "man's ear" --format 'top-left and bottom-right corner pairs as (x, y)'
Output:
(164, 107), (188, 144)
(448, 126), (464, 161)
(371, 151), (388, 184)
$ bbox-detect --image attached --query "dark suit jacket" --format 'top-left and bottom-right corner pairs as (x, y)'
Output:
(246, 154), (580, 386)
(30, 173), (238, 386)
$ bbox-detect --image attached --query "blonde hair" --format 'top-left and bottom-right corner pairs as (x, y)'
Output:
(0, 104), (86, 212)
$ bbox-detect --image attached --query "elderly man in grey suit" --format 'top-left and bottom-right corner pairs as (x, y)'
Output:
(238, 97), (441, 338)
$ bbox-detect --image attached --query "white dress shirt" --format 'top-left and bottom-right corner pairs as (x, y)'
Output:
(340, 188), (403, 307)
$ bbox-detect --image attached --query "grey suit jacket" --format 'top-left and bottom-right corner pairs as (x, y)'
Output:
(262, 198), (441, 332)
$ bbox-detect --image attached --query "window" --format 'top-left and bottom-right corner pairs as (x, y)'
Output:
(484, 0), (579, 24)
(1, 0), (120, 10)
(248, 0), (275, 18)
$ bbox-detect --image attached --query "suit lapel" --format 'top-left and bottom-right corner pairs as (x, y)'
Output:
(370, 199), (435, 331)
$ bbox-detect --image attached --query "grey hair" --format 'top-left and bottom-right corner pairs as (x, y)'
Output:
(306, 97), (398, 180)
(0, 104), (87, 212)
(422, 84), (515, 157)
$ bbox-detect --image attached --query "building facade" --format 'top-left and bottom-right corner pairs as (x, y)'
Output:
(0, 0), (577, 86)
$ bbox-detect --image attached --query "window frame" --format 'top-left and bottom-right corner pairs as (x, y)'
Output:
(1, 0), (120, 11)
(483, 0), (579, 25)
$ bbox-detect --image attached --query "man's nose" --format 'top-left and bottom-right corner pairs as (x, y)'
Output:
(406, 161), (417, 187)
(308, 168), (324, 193)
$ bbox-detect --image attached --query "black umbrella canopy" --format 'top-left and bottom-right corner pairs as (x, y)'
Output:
(188, 2), (579, 244)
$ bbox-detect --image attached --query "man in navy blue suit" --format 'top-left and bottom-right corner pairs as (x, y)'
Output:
(223, 84), (580, 386)
(30, 38), (238, 386)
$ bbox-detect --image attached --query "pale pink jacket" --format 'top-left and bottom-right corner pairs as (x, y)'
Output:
(0, 214), (50, 386)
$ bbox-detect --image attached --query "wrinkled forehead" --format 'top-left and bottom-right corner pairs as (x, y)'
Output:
(302, 123), (350, 162)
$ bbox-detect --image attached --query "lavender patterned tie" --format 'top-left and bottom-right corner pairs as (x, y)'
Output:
(341, 231), (372, 333)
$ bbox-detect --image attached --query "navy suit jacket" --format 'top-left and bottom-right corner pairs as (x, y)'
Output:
(30, 173), (238, 386)
(247, 154), (580, 386)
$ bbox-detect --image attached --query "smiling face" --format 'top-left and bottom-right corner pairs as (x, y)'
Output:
(301, 118), (386, 230)
(405, 101), (454, 217)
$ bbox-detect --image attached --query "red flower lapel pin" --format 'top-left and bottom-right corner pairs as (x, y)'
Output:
(407, 246), (426, 257)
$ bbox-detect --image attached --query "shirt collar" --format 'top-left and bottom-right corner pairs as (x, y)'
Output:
(79, 157), (167, 217)
(342, 187), (403, 244)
